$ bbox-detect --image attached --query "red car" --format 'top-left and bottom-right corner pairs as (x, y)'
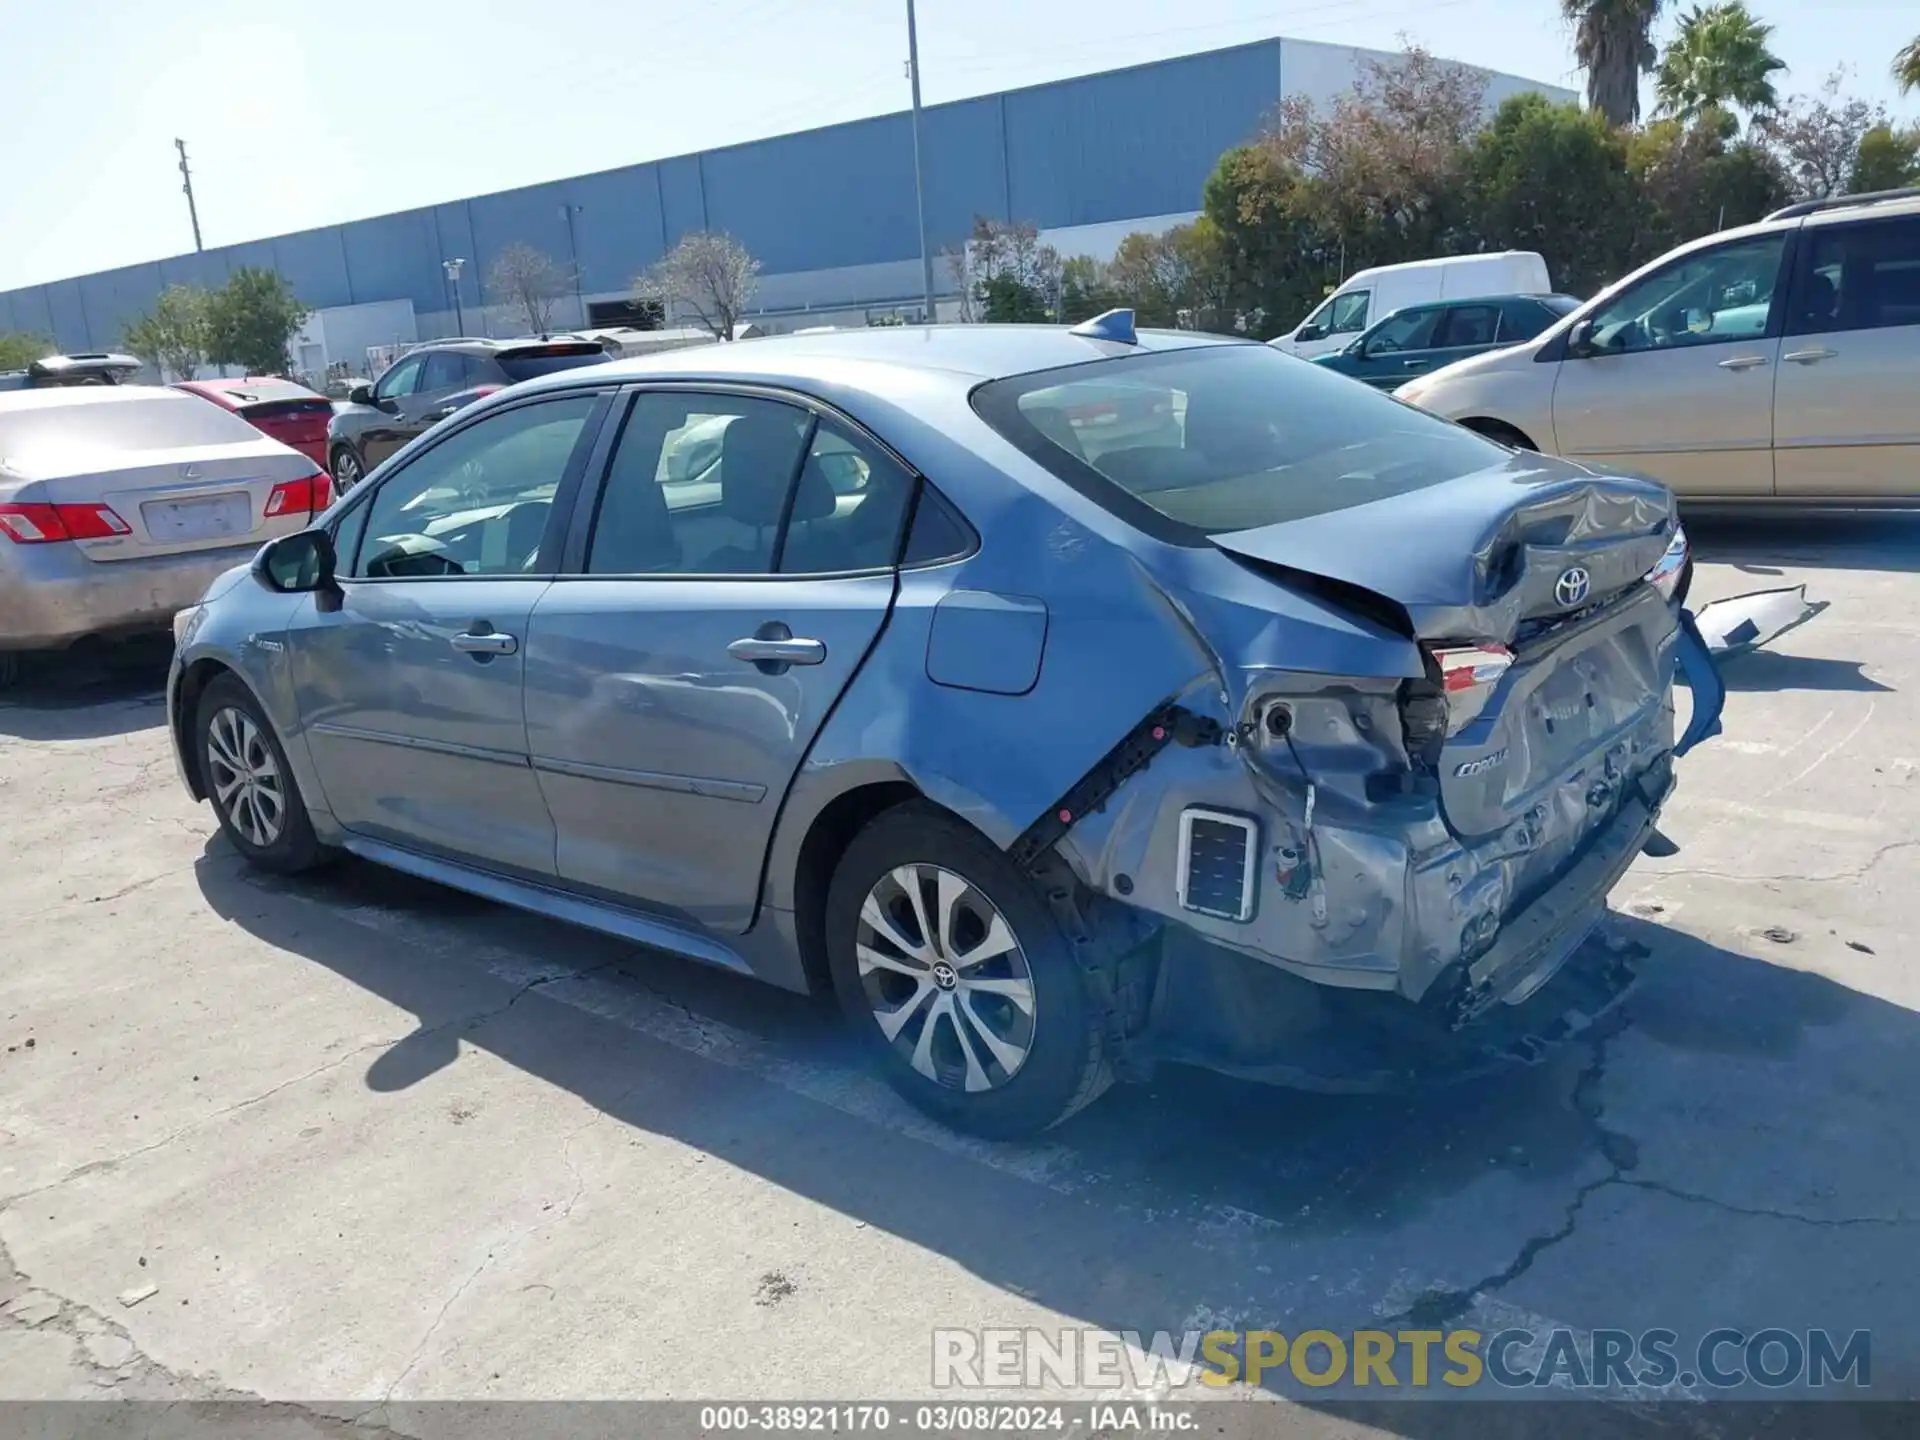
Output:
(172, 377), (334, 470)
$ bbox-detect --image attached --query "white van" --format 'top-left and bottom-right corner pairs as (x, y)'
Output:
(1270, 251), (1553, 360)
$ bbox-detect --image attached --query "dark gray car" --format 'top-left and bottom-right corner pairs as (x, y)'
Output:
(326, 337), (609, 492)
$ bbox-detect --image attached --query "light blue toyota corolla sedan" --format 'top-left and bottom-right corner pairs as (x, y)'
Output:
(167, 314), (1721, 1137)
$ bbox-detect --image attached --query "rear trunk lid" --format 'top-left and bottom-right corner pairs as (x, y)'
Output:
(238, 398), (333, 465)
(0, 390), (320, 562)
(1211, 461), (1677, 840)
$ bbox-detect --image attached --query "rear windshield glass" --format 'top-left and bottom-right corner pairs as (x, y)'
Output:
(497, 349), (609, 382)
(971, 344), (1504, 540)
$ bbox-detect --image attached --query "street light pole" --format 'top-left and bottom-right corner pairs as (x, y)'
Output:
(174, 138), (204, 252)
(560, 203), (586, 327)
(906, 0), (935, 322)
(442, 257), (466, 336)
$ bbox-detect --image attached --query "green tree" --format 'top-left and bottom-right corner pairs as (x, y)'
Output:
(123, 284), (212, 379)
(1655, 2), (1787, 124)
(1628, 117), (1790, 261)
(961, 217), (1060, 323)
(1563, 0), (1664, 127)
(1059, 256), (1124, 324)
(1198, 144), (1332, 339)
(1465, 93), (1636, 295)
(1896, 37), (1920, 94)
(1852, 124), (1920, 192)
(205, 268), (308, 375)
(0, 332), (53, 371)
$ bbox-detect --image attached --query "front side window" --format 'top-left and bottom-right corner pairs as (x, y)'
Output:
(350, 395), (598, 579)
(974, 343), (1506, 539)
(1791, 216), (1920, 335)
(418, 351), (469, 393)
(374, 355), (424, 401)
(1363, 307), (1442, 354)
(1585, 235), (1788, 354)
(1325, 290), (1371, 335)
(586, 393), (914, 576)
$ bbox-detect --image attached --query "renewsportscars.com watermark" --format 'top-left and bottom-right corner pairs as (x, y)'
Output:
(932, 1326), (1872, 1393)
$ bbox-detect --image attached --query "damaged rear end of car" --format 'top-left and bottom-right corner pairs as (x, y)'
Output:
(975, 341), (1721, 1089)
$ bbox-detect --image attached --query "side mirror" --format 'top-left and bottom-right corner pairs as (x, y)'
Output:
(348, 383), (374, 405)
(1296, 322), (1326, 343)
(253, 528), (337, 595)
(1566, 319), (1596, 358)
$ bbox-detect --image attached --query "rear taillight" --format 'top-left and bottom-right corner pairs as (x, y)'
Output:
(0, 502), (132, 544)
(1423, 642), (1515, 736)
(1645, 524), (1689, 603)
(264, 471), (332, 520)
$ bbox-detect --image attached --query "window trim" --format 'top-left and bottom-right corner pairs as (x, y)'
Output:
(558, 380), (968, 583)
(332, 387), (616, 584)
(1785, 213), (1920, 338)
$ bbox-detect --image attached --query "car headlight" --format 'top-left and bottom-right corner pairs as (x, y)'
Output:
(1392, 376), (1431, 406)
(173, 604), (204, 647)
(1645, 524), (1690, 603)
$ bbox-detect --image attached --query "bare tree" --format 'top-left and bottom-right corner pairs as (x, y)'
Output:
(634, 232), (760, 340)
(1761, 71), (1886, 200)
(486, 243), (576, 335)
(940, 246), (976, 322)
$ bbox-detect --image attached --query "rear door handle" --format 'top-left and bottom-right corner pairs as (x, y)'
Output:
(451, 630), (518, 656)
(728, 636), (826, 666)
(1783, 347), (1838, 365)
(1717, 355), (1770, 371)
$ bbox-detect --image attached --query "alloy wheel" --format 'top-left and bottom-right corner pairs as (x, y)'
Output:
(332, 451), (361, 492)
(207, 706), (286, 849)
(856, 864), (1037, 1093)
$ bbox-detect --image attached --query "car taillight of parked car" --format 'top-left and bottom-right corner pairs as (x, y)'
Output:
(0, 502), (132, 543)
(263, 470), (333, 520)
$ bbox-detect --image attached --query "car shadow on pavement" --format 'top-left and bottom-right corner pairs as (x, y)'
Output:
(0, 644), (173, 740)
(1715, 651), (1894, 693)
(190, 840), (1920, 1420)
(1687, 512), (1920, 576)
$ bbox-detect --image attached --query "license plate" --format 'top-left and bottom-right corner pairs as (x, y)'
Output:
(141, 492), (251, 542)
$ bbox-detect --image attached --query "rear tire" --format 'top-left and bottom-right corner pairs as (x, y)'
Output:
(1463, 418), (1538, 451)
(330, 445), (364, 494)
(825, 803), (1111, 1138)
(196, 674), (330, 875)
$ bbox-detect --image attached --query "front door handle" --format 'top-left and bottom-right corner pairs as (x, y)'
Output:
(1717, 354), (1771, 371)
(1402, 358), (1430, 369)
(451, 628), (518, 656)
(1783, 346), (1838, 365)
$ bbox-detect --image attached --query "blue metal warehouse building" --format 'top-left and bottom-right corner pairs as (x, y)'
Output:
(0, 38), (1572, 363)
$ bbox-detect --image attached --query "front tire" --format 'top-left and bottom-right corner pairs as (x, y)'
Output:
(825, 803), (1111, 1138)
(196, 675), (329, 874)
(330, 445), (364, 494)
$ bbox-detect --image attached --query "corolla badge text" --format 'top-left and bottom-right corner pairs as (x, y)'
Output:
(1455, 748), (1509, 778)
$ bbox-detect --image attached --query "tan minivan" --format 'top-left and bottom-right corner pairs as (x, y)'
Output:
(1394, 190), (1920, 503)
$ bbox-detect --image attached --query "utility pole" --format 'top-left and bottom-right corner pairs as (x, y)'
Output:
(906, 0), (935, 322)
(560, 203), (586, 327)
(174, 138), (204, 252)
(442, 258), (467, 336)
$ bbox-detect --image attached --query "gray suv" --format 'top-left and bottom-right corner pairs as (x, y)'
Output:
(326, 337), (609, 492)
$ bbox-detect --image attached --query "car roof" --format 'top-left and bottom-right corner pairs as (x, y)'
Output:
(0, 382), (201, 414)
(520, 323), (1244, 394)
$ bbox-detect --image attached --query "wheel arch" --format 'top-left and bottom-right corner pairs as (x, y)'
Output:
(1458, 416), (1539, 450)
(172, 656), (242, 800)
(785, 778), (930, 995)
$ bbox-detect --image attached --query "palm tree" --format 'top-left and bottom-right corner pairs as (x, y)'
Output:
(1655, 2), (1787, 122)
(1563, 0), (1664, 127)
(1896, 36), (1920, 94)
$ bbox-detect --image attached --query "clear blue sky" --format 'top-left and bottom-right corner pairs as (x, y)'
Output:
(0, 0), (1913, 292)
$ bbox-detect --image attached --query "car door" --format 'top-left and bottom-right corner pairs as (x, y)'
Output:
(285, 389), (609, 877)
(523, 388), (917, 933)
(1550, 232), (1789, 498)
(407, 350), (474, 439)
(1772, 211), (1920, 499)
(358, 354), (427, 468)
(1335, 305), (1443, 387)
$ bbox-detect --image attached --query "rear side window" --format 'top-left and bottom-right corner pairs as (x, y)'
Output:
(418, 351), (468, 391)
(973, 344), (1505, 540)
(1791, 215), (1920, 334)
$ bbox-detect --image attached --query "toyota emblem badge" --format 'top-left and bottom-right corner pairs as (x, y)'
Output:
(1554, 566), (1592, 608)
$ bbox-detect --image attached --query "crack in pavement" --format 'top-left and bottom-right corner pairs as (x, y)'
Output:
(1614, 1177), (1916, 1229)
(1648, 837), (1920, 887)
